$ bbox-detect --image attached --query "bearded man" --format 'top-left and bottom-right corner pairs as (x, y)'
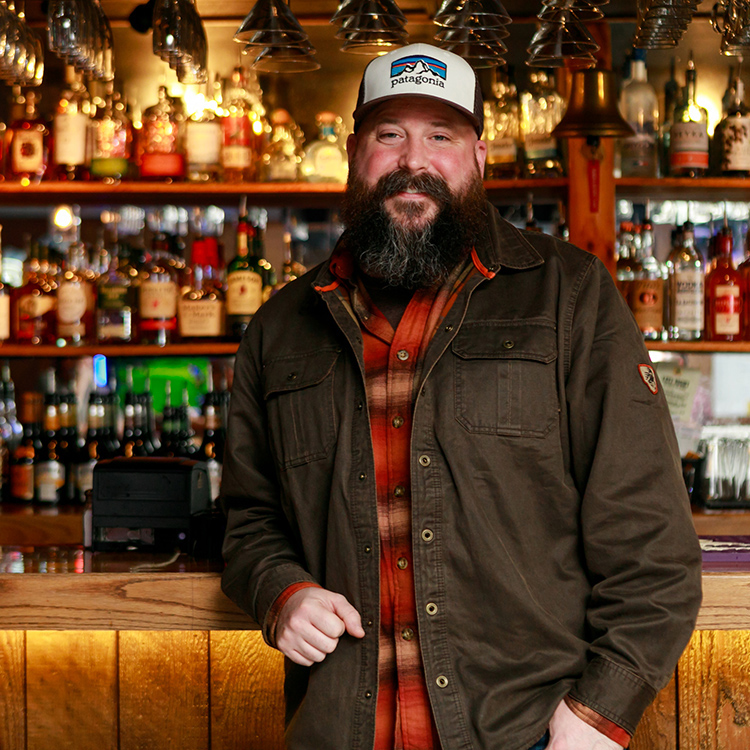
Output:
(221, 43), (702, 750)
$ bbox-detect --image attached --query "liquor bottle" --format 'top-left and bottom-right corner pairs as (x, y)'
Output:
(56, 235), (96, 346)
(722, 65), (737, 117)
(222, 66), (262, 182)
(0, 226), (10, 346)
(76, 390), (106, 501)
(254, 222), (277, 303)
(2, 363), (23, 452)
(11, 241), (57, 345)
(300, 112), (348, 183)
(9, 392), (43, 502)
(520, 69), (564, 178)
(139, 86), (185, 181)
(57, 383), (81, 503)
(178, 233), (226, 341)
(141, 375), (158, 454)
(739, 234), (750, 337)
(96, 229), (138, 343)
(121, 366), (148, 458)
(262, 109), (303, 182)
(52, 66), (92, 181)
(226, 201), (265, 339)
(483, 65), (521, 179)
(714, 73), (750, 177)
(157, 380), (176, 456)
(199, 367), (224, 504)
(669, 54), (709, 177)
(90, 82), (133, 182)
(36, 370), (65, 504)
(666, 220), (704, 341)
(524, 198), (541, 232)
(628, 204), (666, 340)
(138, 230), (180, 345)
(174, 385), (198, 458)
(186, 76), (223, 182)
(555, 201), (570, 242)
(706, 213), (745, 341)
(5, 86), (49, 183)
(272, 230), (306, 294)
(102, 389), (121, 458)
(619, 49), (659, 178)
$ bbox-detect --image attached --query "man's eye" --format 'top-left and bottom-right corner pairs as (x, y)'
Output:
(379, 131), (400, 139)
(432, 134), (449, 141)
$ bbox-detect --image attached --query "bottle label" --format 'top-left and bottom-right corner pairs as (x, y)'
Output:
(207, 458), (221, 500)
(673, 270), (705, 331)
(670, 122), (709, 168)
(186, 120), (222, 166)
(267, 157), (298, 182)
(226, 270), (263, 315)
(630, 278), (664, 333)
(91, 157), (129, 178)
(0, 294), (9, 341)
(223, 145), (252, 169)
(18, 293), (56, 320)
(312, 145), (346, 180)
(54, 112), (89, 166)
(98, 284), (131, 312)
(57, 282), (89, 325)
(140, 152), (185, 178)
(140, 280), (178, 319)
(722, 116), (750, 171)
(12, 129), (44, 174)
(178, 299), (226, 337)
(487, 137), (518, 164)
(713, 284), (742, 335)
(620, 135), (658, 176)
(35, 460), (65, 502)
(524, 134), (558, 160)
(10, 463), (34, 501)
(76, 460), (96, 496)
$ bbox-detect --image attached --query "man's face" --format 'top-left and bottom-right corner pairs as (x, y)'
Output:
(347, 98), (487, 230)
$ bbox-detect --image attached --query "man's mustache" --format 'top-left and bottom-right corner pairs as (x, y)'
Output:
(375, 170), (452, 204)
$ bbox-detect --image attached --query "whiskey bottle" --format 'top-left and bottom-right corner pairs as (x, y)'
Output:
(9, 392), (43, 502)
(76, 390), (106, 501)
(0, 226), (11, 346)
(11, 241), (57, 345)
(139, 230), (180, 346)
(706, 213), (744, 341)
(56, 236), (96, 346)
(714, 73), (750, 177)
(222, 66), (262, 182)
(139, 86), (185, 181)
(6, 86), (49, 183)
(52, 66), (92, 181)
(186, 75), (223, 183)
(157, 380), (176, 457)
(36, 370), (65, 504)
(669, 54), (709, 177)
(666, 220), (704, 341)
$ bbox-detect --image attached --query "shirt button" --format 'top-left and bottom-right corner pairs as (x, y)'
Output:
(436, 675), (449, 688)
(421, 529), (434, 542)
(364, 545), (372, 554)
(396, 557), (408, 570)
(396, 349), (409, 361)
(357, 401), (364, 410)
(393, 485), (406, 497)
(365, 690), (373, 699)
(426, 602), (438, 616)
(418, 455), (431, 467)
(392, 415), (404, 428)
(359, 472), (367, 481)
(502, 339), (515, 350)
(401, 627), (415, 641)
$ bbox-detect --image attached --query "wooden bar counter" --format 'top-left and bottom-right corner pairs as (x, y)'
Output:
(2, 533), (750, 748)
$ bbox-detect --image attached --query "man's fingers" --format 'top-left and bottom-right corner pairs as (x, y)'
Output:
(331, 597), (366, 638)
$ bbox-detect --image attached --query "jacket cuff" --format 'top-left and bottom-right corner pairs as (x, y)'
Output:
(564, 696), (631, 747)
(266, 581), (323, 648)
(568, 656), (656, 736)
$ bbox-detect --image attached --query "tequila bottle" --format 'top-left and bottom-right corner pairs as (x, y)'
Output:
(483, 66), (521, 179)
(300, 112), (348, 183)
(262, 109), (303, 182)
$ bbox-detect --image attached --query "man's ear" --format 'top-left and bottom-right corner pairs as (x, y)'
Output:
(474, 138), (487, 176)
(347, 133), (358, 168)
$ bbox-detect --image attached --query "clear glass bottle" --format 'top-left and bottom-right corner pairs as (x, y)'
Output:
(520, 69), (564, 178)
(714, 74), (750, 177)
(56, 234), (96, 346)
(52, 65), (92, 181)
(2, 362), (23, 453)
(739, 232), (750, 338)
(139, 86), (185, 181)
(96, 229), (138, 344)
(618, 49), (659, 178)
(629, 204), (666, 340)
(6, 86), (49, 183)
(669, 54), (709, 178)
(706, 214), (744, 341)
(186, 75), (223, 183)
(666, 220), (704, 341)
(138, 229), (180, 346)
(300, 112), (348, 183)
(483, 65), (521, 179)
(262, 109), (303, 182)
(90, 82), (133, 182)
(222, 66), (266, 182)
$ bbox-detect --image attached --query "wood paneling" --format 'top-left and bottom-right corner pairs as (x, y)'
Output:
(631, 676), (677, 750)
(679, 630), (750, 750)
(210, 631), (286, 750)
(0, 631), (25, 750)
(26, 630), (118, 750)
(119, 631), (210, 750)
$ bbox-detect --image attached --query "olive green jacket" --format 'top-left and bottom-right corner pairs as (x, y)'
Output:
(221, 205), (703, 750)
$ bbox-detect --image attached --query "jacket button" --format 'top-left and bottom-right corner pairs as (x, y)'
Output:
(426, 602), (438, 616)
(364, 691), (373, 699)
(392, 415), (404, 428)
(421, 529), (434, 542)
(436, 675), (449, 688)
(444, 324), (453, 332)
(396, 349), (409, 361)
(367, 620), (373, 627)
(401, 627), (415, 641)
(396, 557), (408, 570)
(287, 372), (298, 380)
(418, 455), (431, 467)
(502, 340), (515, 350)
(359, 472), (367, 481)
(364, 545), (372, 554)
(394, 485), (406, 497)
(357, 401), (364, 410)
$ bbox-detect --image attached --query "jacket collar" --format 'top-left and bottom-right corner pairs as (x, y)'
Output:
(312, 200), (544, 292)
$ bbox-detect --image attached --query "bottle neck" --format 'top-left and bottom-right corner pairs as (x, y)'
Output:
(631, 60), (647, 82)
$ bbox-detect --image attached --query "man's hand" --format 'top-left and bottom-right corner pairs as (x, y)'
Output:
(547, 700), (624, 750)
(276, 587), (366, 666)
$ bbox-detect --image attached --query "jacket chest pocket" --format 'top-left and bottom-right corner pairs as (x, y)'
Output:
(452, 321), (558, 438)
(263, 348), (340, 469)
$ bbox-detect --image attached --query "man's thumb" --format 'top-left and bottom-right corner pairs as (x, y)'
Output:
(333, 598), (365, 638)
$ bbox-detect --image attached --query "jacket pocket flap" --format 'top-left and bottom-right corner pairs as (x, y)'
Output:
(452, 322), (557, 363)
(263, 348), (340, 399)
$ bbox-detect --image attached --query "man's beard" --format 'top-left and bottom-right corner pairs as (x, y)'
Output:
(339, 167), (488, 290)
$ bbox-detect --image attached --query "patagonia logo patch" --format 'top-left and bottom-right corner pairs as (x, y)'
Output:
(638, 364), (658, 394)
(390, 55), (447, 89)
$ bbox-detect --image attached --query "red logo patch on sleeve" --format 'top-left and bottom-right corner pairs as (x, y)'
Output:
(638, 364), (658, 394)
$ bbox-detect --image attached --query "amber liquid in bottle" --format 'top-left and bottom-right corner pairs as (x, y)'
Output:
(706, 221), (745, 341)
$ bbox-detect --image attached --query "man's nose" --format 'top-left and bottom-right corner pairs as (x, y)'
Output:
(397, 137), (430, 173)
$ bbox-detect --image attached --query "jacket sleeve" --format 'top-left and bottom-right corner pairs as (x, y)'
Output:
(220, 325), (319, 644)
(564, 256), (703, 735)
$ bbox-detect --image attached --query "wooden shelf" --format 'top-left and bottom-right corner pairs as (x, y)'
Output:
(646, 341), (750, 354)
(0, 504), (84, 546)
(0, 178), (569, 207)
(0, 343), (240, 358)
(616, 176), (750, 201)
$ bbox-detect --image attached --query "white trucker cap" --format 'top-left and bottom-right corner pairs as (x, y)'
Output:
(352, 43), (484, 137)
